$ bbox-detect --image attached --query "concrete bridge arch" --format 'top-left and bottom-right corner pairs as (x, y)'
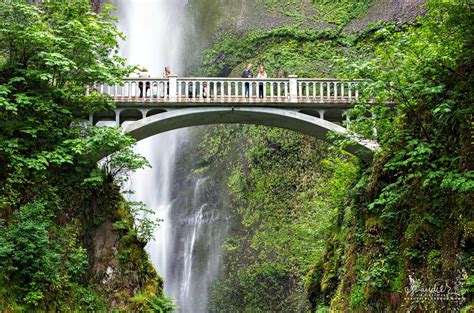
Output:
(121, 107), (378, 162)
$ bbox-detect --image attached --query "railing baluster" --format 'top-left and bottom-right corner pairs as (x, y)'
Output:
(320, 82), (323, 102)
(102, 77), (363, 106)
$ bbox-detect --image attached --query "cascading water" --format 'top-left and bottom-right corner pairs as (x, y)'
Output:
(114, 1), (230, 312)
(113, 0), (188, 291)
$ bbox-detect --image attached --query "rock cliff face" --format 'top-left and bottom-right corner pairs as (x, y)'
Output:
(344, 0), (426, 32)
(188, 0), (424, 33)
(85, 191), (166, 311)
(182, 0), (425, 71)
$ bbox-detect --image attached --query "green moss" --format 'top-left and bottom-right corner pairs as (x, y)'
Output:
(365, 217), (383, 235)
(464, 220), (474, 241)
(427, 249), (442, 271)
(349, 283), (366, 310)
(390, 270), (404, 293)
(130, 291), (175, 312)
(192, 26), (364, 78)
(310, 0), (372, 26)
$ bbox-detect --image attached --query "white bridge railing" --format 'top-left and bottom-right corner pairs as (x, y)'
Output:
(91, 76), (360, 104)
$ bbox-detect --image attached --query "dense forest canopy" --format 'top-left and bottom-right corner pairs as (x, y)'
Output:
(0, 1), (173, 311)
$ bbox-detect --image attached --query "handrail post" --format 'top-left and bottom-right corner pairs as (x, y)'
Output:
(169, 75), (178, 102)
(289, 75), (298, 103)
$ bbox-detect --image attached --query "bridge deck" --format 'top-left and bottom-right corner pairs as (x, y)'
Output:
(95, 76), (362, 109)
(112, 96), (357, 109)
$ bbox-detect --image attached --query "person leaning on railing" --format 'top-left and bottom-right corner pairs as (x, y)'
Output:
(241, 63), (253, 98)
(257, 64), (267, 98)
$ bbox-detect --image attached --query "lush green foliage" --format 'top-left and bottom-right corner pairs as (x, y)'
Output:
(195, 0), (472, 311)
(317, 1), (473, 311)
(309, 0), (372, 26)
(197, 125), (360, 311)
(261, 0), (371, 27)
(0, 1), (168, 311)
(193, 26), (366, 78)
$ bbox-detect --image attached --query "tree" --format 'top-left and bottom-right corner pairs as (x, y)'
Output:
(0, 1), (156, 310)
(0, 0), (132, 209)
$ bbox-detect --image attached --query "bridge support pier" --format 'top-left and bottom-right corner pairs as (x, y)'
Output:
(318, 110), (326, 120)
(115, 109), (121, 126)
(372, 112), (377, 137)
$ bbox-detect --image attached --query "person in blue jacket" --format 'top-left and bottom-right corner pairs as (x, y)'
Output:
(241, 63), (253, 98)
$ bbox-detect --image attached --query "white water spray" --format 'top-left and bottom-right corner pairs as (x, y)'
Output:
(113, 0), (188, 302)
(114, 1), (229, 311)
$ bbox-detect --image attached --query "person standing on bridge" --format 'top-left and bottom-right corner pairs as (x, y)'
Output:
(138, 66), (151, 98)
(241, 63), (253, 98)
(162, 66), (173, 97)
(257, 64), (267, 98)
(275, 68), (283, 79)
(163, 66), (172, 78)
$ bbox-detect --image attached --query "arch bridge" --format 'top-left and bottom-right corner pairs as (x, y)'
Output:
(88, 76), (378, 162)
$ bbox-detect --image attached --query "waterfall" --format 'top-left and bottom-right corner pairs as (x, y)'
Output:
(114, 1), (229, 312)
